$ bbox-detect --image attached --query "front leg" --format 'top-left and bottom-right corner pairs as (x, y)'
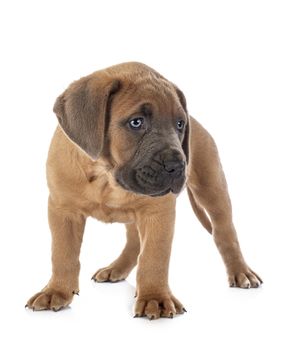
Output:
(26, 197), (85, 311)
(134, 198), (185, 320)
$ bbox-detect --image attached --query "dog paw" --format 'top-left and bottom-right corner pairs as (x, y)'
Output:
(26, 288), (74, 311)
(228, 267), (263, 288)
(91, 266), (130, 282)
(134, 293), (186, 320)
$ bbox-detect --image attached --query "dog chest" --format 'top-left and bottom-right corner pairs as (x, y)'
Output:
(90, 203), (135, 224)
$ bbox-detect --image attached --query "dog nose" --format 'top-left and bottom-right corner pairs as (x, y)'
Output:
(163, 160), (185, 174)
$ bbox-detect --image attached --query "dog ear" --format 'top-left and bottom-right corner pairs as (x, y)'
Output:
(53, 74), (121, 160)
(182, 117), (190, 164)
(175, 87), (190, 163)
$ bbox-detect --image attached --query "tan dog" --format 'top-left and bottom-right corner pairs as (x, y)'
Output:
(26, 62), (262, 319)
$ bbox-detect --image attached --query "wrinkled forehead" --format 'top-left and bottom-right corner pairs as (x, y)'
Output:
(110, 77), (185, 120)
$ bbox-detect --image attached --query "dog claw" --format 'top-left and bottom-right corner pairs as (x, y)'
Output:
(182, 307), (187, 313)
(133, 314), (139, 318)
(52, 307), (62, 312)
(169, 312), (174, 318)
(25, 304), (28, 309)
(149, 315), (155, 320)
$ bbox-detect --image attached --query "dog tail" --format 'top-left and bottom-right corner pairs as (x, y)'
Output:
(187, 187), (212, 234)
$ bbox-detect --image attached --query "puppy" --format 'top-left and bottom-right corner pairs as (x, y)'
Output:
(26, 62), (262, 319)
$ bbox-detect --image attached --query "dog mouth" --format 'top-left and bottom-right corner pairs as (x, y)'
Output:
(115, 167), (185, 197)
(149, 188), (172, 197)
(116, 176), (175, 197)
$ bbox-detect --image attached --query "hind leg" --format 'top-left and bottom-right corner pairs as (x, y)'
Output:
(92, 223), (140, 282)
(187, 117), (262, 288)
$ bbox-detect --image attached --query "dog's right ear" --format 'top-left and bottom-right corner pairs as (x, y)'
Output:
(53, 74), (121, 160)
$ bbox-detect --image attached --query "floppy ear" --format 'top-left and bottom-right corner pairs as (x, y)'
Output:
(53, 74), (121, 160)
(174, 86), (190, 163)
(182, 117), (190, 163)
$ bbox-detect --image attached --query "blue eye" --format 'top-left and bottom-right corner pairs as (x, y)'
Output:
(177, 120), (185, 130)
(129, 117), (144, 129)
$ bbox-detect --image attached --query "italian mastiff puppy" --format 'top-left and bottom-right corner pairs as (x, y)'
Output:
(26, 62), (262, 319)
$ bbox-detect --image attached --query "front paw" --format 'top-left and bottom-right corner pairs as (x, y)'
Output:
(134, 292), (186, 320)
(228, 266), (263, 288)
(26, 287), (75, 311)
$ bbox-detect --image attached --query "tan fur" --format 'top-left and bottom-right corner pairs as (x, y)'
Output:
(26, 62), (262, 319)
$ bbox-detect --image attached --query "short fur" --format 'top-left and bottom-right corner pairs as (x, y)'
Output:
(26, 62), (262, 319)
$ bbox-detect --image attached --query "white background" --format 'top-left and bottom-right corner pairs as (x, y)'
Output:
(0, 0), (290, 349)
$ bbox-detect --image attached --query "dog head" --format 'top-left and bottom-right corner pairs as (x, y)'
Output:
(53, 62), (190, 197)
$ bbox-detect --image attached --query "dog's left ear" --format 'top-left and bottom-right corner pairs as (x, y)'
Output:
(175, 87), (190, 163)
(53, 73), (121, 160)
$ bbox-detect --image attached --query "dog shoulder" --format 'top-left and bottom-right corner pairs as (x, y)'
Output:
(46, 127), (90, 202)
